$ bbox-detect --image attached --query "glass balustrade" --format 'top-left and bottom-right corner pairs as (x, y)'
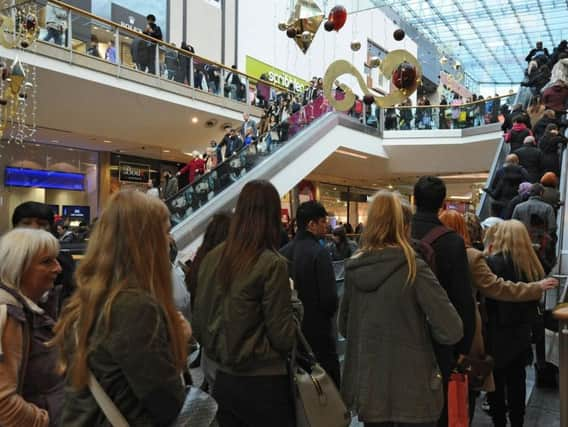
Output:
(36, 0), (291, 107)
(384, 93), (517, 131)
(166, 95), (334, 226)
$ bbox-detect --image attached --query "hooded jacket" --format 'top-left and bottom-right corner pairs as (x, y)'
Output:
(543, 83), (568, 113)
(505, 123), (532, 152)
(513, 144), (543, 183)
(339, 247), (463, 424)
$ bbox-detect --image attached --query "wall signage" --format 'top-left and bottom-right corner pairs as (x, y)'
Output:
(119, 161), (150, 183)
(246, 56), (309, 94)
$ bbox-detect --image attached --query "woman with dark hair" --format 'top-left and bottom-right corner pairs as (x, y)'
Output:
(187, 212), (232, 304)
(192, 180), (297, 427)
(539, 123), (567, 177)
(328, 226), (357, 260)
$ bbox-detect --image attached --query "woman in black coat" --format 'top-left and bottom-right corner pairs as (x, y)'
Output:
(538, 123), (567, 176)
(533, 110), (559, 142)
(485, 220), (546, 427)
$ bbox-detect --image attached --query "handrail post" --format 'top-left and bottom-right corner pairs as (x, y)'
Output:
(554, 305), (568, 427)
(114, 27), (120, 75)
(189, 56), (195, 88)
(245, 77), (250, 105)
(155, 43), (160, 79)
(66, 5), (72, 60)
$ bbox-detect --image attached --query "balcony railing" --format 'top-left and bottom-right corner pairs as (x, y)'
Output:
(33, 0), (295, 107)
(383, 93), (517, 131)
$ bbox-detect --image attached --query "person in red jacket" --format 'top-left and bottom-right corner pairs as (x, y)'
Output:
(177, 151), (205, 184)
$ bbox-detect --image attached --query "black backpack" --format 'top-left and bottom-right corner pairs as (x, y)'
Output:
(414, 226), (452, 276)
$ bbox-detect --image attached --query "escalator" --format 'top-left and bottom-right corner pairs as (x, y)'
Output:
(168, 100), (378, 253)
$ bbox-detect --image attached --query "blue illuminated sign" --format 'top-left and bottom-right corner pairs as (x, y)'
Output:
(4, 167), (85, 191)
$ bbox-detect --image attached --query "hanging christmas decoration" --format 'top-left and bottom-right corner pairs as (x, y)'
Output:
(393, 29), (405, 41)
(324, 21), (335, 32)
(369, 56), (382, 68)
(282, 0), (324, 54)
(322, 50), (422, 109)
(350, 40), (361, 52)
(328, 5), (347, 31)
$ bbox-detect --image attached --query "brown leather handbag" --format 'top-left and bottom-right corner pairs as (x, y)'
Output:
(290, 323), (350, 427)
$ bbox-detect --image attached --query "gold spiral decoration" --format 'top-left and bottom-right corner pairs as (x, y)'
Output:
(323, 49), (422, 110)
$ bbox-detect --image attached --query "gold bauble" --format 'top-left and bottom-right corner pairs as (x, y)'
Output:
(350, 40), (362, 51)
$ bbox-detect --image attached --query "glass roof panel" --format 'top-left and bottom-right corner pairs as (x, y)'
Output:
(361, 0), (568, 84)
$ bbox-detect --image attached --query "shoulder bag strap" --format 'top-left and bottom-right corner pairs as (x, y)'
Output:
(421, 225), (452, 247)
(88, 370), (130, 427)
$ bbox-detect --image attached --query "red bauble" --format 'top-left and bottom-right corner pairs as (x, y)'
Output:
(328, 5), (347, 32)
(392, 62), (417, 90)
(324, 21), (335, 32)
(393, 29), (405, 41)
(363, 94), (375, 105)
(286, 28), (297, 39)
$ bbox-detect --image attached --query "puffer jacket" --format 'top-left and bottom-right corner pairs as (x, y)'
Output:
(193, 243), (296, 375)
(543, 83), (568, 113)
(339, 247), (463, 424)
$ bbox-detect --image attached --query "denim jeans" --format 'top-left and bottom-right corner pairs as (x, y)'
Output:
(43, 28), (63, 46)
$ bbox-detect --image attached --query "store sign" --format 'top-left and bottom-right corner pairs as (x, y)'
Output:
(111, 4), (146, 33)
(246, 56), (309, 94)
(340, 192), (369, 203)
(119, 161), (150, 183)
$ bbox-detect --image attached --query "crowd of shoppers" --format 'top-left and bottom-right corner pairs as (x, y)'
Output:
(0, 173), (562, 427)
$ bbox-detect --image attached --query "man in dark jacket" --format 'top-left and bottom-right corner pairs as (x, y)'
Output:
(485, 154), (530, 218)
(411, 176), (475, 427)
(142, 14), (162, 74)
(280, 201), (340, 387)
(513, 136), (543, 183)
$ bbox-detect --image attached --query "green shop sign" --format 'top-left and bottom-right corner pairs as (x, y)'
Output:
(246, 56), (309, 94)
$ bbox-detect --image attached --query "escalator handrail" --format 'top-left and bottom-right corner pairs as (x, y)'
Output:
(165, 96), (332, 206)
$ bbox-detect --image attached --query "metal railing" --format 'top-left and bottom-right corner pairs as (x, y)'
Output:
(35, 0), (296, 107)
(384, 93), (516, 131)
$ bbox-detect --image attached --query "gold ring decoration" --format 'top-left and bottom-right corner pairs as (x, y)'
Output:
(323, 49), (422, 110)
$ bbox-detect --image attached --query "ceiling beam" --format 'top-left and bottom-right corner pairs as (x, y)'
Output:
(536, 0), (556, 46)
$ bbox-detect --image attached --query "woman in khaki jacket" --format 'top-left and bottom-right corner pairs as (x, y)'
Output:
(438, 211), (557, 421)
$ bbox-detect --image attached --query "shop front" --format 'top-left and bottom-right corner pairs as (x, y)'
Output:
(0, 142), (99, 233)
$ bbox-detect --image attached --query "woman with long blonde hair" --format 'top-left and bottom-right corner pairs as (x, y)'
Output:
(52, 191), (190, 426)
(339, 191), (463, 427)
(484, 219), (546, 427)
(439, 211), (556, 423)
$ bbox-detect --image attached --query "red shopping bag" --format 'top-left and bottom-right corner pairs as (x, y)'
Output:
(448, 372), (469, 427)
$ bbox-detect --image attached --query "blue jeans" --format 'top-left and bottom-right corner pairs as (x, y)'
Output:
(43, 28), (63, 46)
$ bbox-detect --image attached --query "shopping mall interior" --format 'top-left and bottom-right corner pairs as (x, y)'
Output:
(0, 0), (567, 426)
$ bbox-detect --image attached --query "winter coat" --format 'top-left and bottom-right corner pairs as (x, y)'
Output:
(339, 247), (463, 424)
(543, 84), (568, 113)
(539, 134), (567, 176)
(505, 123), (532, 152)
(193, 244), (296, 375)
(513, 144), (543, 183)
(490, 164), (530, 208)
(0, 284), (65, 427)
(60, 290), (185, 426)
(411, 211), (476, 380)
(503, 192), (530, 220)
(485, 254), (539, 369)
(280, 230), (338, 364)
(542, 186), (561, 211)
(512, 196), (557, 235)
(533, 116), (559, 142)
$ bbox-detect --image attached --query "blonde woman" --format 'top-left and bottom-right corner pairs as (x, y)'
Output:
(484, 220), (546, 427)
(439, 211), (557, 422)
(51, 191), (190, 426)
(339, 191), (463, 427)
(0, 229), (63, 427)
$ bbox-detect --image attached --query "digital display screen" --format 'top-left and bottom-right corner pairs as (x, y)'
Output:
(5, 167), (85, 191)
(62, 205), (90, 223)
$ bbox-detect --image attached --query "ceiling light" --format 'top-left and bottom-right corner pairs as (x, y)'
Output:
(104, 140), (112, 143)
(35, 144), (40, 147)
(191, 117), (198, 124)
(388, 185), (394, 190)
(183, 152), (193, 156)
(335, 149), (368, 160)
(51, 140), (59, 143)
(163, 149), (170, 153)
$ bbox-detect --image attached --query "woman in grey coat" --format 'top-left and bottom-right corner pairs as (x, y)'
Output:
(339, 191), (463, 427)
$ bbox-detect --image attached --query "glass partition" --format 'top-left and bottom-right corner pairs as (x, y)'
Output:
(385, 94), (517, 131)
(166, 95), (334, 226)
